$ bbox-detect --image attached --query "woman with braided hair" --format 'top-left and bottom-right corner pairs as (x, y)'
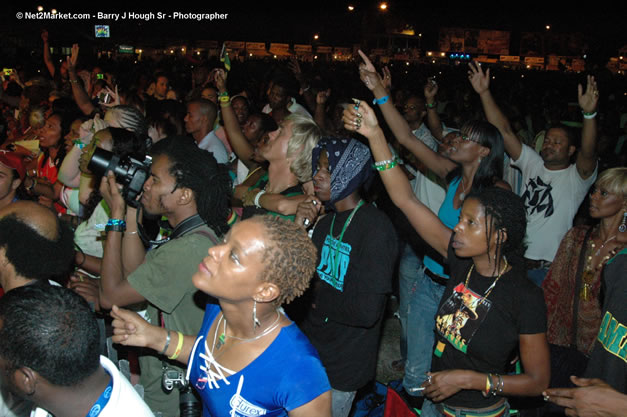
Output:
(343, 100), (549, 417)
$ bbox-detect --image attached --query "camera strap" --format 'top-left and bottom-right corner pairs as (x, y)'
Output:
(137, 209), (207, 249)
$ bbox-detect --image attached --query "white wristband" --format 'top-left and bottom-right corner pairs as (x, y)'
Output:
(254, 190), (266, 209)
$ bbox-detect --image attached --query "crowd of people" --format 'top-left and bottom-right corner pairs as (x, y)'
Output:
(0, 30), (625, 417)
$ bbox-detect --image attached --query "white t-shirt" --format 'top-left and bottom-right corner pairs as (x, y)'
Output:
(412, 123), (438, 152)
(262, 98), (312, 118)
(30, 356), (154, 417)
(512, 144), (597, 261)
(197, 131), (229, 164)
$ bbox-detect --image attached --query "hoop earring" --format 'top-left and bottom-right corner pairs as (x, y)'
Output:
(253, 300), (261, 330)
(619, 212), (627, 233)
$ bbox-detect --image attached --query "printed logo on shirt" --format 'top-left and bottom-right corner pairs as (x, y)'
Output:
(435, 283), (492, 353)
(522, 177), (554, 218)
(596, 311), (627, 363)
(229, 375), (268, 416)
(316, 235), (352, 291)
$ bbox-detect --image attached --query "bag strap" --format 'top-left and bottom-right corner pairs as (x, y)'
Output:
(571, 226), (595, 347)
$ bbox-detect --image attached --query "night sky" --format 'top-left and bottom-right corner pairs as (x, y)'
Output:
(1, 2), (624, 56)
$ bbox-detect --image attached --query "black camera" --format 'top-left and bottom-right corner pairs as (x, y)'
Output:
(87, 148), (151, 208)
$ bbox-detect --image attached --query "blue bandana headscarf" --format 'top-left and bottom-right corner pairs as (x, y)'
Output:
(312, 137), (374, 211)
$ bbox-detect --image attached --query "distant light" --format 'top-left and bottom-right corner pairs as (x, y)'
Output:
(249, 53), (253, 57)
(314, 34), (319, 40)
(273, 55), (277, 59)
(440, 52), (445, 57)
(527, 65), (531, 69)
(583, 54), (587, 59)
(619, 56), (623, 60)
(334, 55), (338, 59)
(492, 76), (496, 80)
(314, 55), (318, 60)
(545, 25), (551, 30)
(170, 50), (174, 54)
(181, 48), (185, 52)
(197, 51), (201, 55)
(427, 52), (432, 56)
(138, 49), (143, 53)
(348, 5), (355, 11)
(406, 62), (410, 66)
(379, 2), (388, 11)
(51, 9), (57, 14)
(37, 5), (44, 11)
(418, 33), (422, 38)
(432, 60), (436, 64)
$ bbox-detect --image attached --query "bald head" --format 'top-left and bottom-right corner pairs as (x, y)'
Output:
(0, 201), (60, 240)
(0, 201), (74, 284)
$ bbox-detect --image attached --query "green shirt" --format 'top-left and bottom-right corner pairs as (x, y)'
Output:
(128, 224), (219, 416)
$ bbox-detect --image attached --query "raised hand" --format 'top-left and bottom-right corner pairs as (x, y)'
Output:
(67, 44), (79, 72)
(381, 66), (392, 92)
(578, 75), (599, 114)
(342, 99), (380, 138)
(357, 50), (383, 92)
(424, 77), (439, 102)
(468, 60), (490, 95)
(316, 89), (331, 105)
(214, 68), (228, 93)
(99, 171), (127, 219)
(100, 85), (120, 108)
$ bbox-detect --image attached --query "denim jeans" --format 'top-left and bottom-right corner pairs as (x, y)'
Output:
(398, 245), (424, 361)
(331, 388), (356, 417)
(402, 265), (446, 397)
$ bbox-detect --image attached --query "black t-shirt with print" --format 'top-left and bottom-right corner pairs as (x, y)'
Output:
(430, 242), (547, 408)
(583, 250), (627, 393)
(299, 203), (398, 391)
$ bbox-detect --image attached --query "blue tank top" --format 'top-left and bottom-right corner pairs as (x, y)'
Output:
(187, 304), (330, 417)
(423, 177), (462, 278)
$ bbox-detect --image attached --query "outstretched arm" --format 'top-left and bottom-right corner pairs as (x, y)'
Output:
(67, 44), (97, 116)
(545, 376), (627, 417)
(41, 30), (56, 78)
(576, 75), (599, 179)
(214, 69), (257, 168)
(424, 77), (444, 141)
(468, 61), (522, 161)
(357, 50), (456, 179)
(343, 100), (451, 258)
(111, 305), (196, 365)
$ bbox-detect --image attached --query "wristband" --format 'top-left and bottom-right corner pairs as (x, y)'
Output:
(582, 110), (597, 119)
(168, 331), (184, 360)
(159, 330), (171, 355)
(105, 218), (126, 232)
(372, 95), (389, 106)
(426, 101), (437, 109)
(218, 91), (229, 97)
(373, 158), (399, 171)
(254, 190), (266, 208)
(73, 139), (85, 149)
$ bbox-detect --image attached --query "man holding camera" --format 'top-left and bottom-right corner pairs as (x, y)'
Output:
(97, 136), (232, 416)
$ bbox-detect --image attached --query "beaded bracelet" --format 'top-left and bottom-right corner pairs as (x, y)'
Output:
(105, 218), (126, 232)
(373, 158), (399, 171)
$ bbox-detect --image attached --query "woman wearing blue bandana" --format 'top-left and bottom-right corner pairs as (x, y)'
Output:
(295, 137), (399, 417)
